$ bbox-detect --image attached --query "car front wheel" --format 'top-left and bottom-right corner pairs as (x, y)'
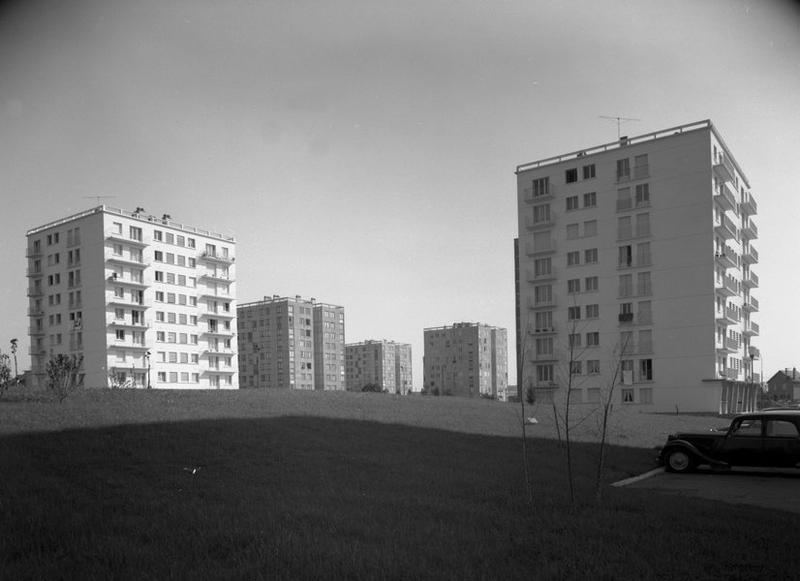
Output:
(665, 449), (695, 473)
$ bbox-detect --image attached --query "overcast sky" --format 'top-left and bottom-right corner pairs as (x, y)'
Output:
(1, 0), (798, 388)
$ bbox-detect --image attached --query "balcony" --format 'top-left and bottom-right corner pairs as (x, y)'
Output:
(743, 296), (759, 312)
(714, 248), (738, 270)
(716, 306), (740, 325)
(106, 273), (148, 288)
(618, 313), (634, 325)
(200, 272), (233, 283)
(714, 215), (738, 240)
(714, 181), (737, 211)
(741, 218), (758, 240)
(523, 183), (554, 203)
(526, 294), (558, 309)
(26, 245), (44, 258)
(107, 317), (150, 328)
(713, 155), (735, 182)
(105, 229), (151, 247)
(200, 251), (235, 265)
(28, 326), (46, 336)
(715, 275), (739, 297)
(525, 239), (557, 256)
(106, 252), (148, 268)
(527, 323), (557, 335)
(28, 307), (45, 317)
(525, 211), (557, 230)
(200, 309), (235, 319)
(741, 191), (757, 215)
(26, 267), (44, 278)
(27, 287), (44, 298)
(633, 164), (649, 180)
(741, 245), (758, 265)
(743, 321), (760, 337)
(742, 270), (759, 289)
(526, 267), (557, 282)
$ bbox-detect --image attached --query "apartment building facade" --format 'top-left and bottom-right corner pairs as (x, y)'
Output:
(515, 120), (760, 413)
(423, 323), (508, 401)
(237, 295), (345, 390)
(345, 340), (413, 394)
(26, 206), (238, 389)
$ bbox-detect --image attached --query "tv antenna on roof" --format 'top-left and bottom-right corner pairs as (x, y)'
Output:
(599, 116), (641, 139)
(83, 196), (116, 205)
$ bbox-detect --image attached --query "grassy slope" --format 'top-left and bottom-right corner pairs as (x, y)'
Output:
(0, 389), (795, 580)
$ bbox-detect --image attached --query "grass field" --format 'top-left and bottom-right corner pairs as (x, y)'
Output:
(1, 388), (796, 580)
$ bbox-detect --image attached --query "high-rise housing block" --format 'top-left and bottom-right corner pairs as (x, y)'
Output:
(26, 206), (238, 389)
(237, 295), (345, 390)
(423, 323), (508, 401)
(345, 340), (413, 394)
(515, 120), (760, 413)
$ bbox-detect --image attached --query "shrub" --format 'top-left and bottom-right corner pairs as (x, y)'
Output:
(45, 354), (84, 403)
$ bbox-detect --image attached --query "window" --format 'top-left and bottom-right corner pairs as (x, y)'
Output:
(532, 177), (550, 198)
(637, 272), (651, 295)
(536, 338), (553, 356)
(732, 418), (761, 436)
(635, 183), (650, 206)
(767, 420), (799, 437)
(534, 311), (553, 330)
(621, 389), (634, 403)
(639, 388), (653, 404)
(583, 220), (597, 237)
(619, 274), (633, 297)
(585, 276), (598, 292)
(582, 164), (596, 179)
(536, 364), (554, 384)
(533, 204), (551, 224)
(115, 308), (125, 320)
(617, 187), (632, 211)
(567, 279), (580, 294)
(639, 358), (653, 381)
(588, 388), (601, 404)
(565, 168), (578, 183)
(566, 223), (579, 239)
(166, 272), (175, 284)
(618, 216), (632, 239)
(583, 192), (596, 207)
(638, 330), (653, 353)
(155, 271), (164, 282)
(586, 332), (600, 346)
(567, 306), (581, 321)
(534, 257), (552, 277)
(534, 285), (552, 305)
(115, 329), (125, 341)
(584, 248), (598, 263)
(587, 360), (600, 374)
(570, 361), (582, 375)
(634, 154), (649, 178)
(567, 251), (580, 266)
(636, 213), (650, 237)
(155, 291), (164, 302)
(566, 196), (579, 211)
(586, 304), (599, 318)
(616, 158), (630, 181)
(129, 226), (142, 241)
(154, 251), (164, 262)
(636, 242), (651, 266)
(619, 245), (633, 267)
(569, 334), (581, 348)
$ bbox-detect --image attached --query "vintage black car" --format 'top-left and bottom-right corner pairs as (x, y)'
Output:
(658, 410), (800, 473)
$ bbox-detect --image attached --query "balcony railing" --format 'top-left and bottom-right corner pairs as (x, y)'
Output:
(618, 313), (634, 325)
(714, 248), (738, 269)
(743, 296), (759, 312)
(714, 181), (737, 211)
(743, 271), (759, 289)
(741, 218), (758, 240)
(743, 321), (760, 336)
(200, 251), (235, 264)
(526, 294), (558, 309)
(525, 240), (557, 256)
(523, 183), (554, 203)
(713, 154), (735, 182)
(525, 211), (557, 230)
(526, 267), (558, 282)
(528, 323), (557, 335)
(741, 245), (758, 264)
(741, 191), (757, 215)
(714, 215), (737, 239)
(633, 164), (649, 179)
(715, 276), (740, 296)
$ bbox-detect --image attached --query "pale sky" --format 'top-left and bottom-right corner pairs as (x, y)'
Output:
(2, 0), (798, 388)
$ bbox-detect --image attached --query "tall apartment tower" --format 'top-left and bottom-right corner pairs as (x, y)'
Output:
(236, 295), (345, 390)
(515, 120), (760, 414)
(345, 340), (414, 394)
(423, 323), (508, 401)
(26, 206), (238, 389)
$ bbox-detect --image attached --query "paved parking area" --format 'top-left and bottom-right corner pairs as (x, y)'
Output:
(620, 467), (800, 514)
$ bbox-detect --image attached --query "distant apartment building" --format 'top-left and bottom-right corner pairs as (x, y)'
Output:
(515, 120), (760, 414)
(423, 323), (508, 401)
(345, 340), (413, 394)
(237, 295), (345, 390)
(25, 205), (238, 389)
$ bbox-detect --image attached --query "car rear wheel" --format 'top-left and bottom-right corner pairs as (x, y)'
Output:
(665, 449), (695, 473)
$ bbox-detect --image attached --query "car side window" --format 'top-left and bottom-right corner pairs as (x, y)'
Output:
(731, 419), (762, 436)
(766, 420), (799, 438)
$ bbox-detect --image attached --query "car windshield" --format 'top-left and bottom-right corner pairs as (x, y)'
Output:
(731, 418), (762, 436)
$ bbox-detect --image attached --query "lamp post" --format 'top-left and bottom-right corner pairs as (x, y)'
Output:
(749, 352), (756, 410)
(145, 351), (151, 389)
(254, 344), (260, 389)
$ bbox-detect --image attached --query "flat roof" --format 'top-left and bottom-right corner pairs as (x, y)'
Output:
(26, 205), (235, 242)
(237, 295), (343, 310)
(515, 119), (749, 187)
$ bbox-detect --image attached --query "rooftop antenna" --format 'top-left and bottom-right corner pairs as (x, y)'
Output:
(599, 116), (641, 140)
(83, 195), (116, 205)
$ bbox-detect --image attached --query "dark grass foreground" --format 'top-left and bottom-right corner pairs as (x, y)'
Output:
(0, 414), (797, 581)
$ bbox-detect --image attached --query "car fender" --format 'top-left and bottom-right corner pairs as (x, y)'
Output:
(660, 439), (728, 467)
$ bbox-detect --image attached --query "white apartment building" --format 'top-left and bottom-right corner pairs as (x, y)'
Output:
(515, 120), (760, 413)
(423, 323), (508, 401)
(237, 295), (345, 391)
(345, 340), (413, 394)
(26, 206), (238, 389)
